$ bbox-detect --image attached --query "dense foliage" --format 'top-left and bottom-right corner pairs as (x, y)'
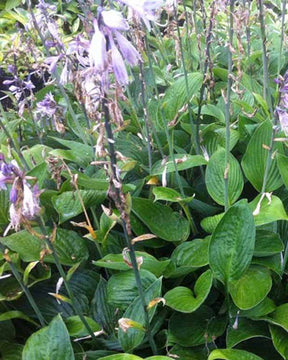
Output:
(1, 0), (288, 359)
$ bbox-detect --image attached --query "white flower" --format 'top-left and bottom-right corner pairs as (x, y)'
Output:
(101, 10), (129, 31)
(89, 19), (107, 71)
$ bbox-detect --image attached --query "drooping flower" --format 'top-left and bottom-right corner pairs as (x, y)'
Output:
(101, 9), (129, 31)
(36, 93), (57, 117)
(115, 31), (142, 66)
(89, 19), (107, 71)
(117, 0), (164, 30)
(109, 36), (129, 86)
(275, 71), (288, 135)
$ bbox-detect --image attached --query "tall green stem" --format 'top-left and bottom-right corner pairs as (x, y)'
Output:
(224, 0), (235, 212)
(102, 97), (157, 354)
(0, 244), (46, 327)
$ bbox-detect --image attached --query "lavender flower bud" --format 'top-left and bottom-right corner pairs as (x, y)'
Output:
(9, 184), (18, 203)
(101, 10), (129, 31)
(115, 31), (141, 66)
(110, 37), (129, 86)
(89, 20), (107, 71)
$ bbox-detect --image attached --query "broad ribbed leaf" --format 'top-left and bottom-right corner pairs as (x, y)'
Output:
(270, 325), (288, 360)
(209, 200), (255, 284)
(230, 266), (272, 310)
(151, 154), (207, 176)
(168, 306), (226, 347)
(98, 356), (142, 360)
(52, 190), (106, 223)
(153, 187), (194, 203)
(242, 121), (283, 192)
(107, 270), (156, 309)
(132, 198), (189, 242)
(0, 228), (88, 265)
(162, 72), (202, 120)
(226, 319), (269, 348)
(118, 278), (162, 352)
(208, 349), (263, 360)
(254, 231), (283, 257)
(165, 270), (213, 313)
(22, 315), (74, 360)
(206, 148), (243, 206)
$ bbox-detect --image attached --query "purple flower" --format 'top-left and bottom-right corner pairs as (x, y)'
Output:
(89, 19), (107, 71)
(115, 31), (142, 66)
(117, 0), (164, 30)
(36, 93), (57, 117)
(110, 36), (129, 85)
(101, 10), (129, 31)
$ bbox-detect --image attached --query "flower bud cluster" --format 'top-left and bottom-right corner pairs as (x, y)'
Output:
(0, 155), (41, 235)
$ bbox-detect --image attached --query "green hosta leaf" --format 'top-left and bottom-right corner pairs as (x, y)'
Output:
(132, 198), (189, 242)
(206, 148), (244, 206)
(75, 351), (115, 360)
(229, 266), (272, 310)
(240, 298), (276, 318)
(254, 231), (284, 257)
(226, 319), (270, 348)
(1, 228), (88, 265)
(153, 187), (194, 203)
(165, 270), (213, 313)
(0, 341), (23, 360)
(49, 137), (93, 167)
(171, 237), (210, 267)
(250, 195), (288, 226)
(269, 324), (288, 360)
(151, 154), (207, 176)
(277, 153), (288, 188)
(0, 311), (38, 326)
(201, 104), (225, 123)
(208, 349), (263, 360)
(107, 270), (156, 309)
(201, 213), (224, 233)
(22, 315), (74, 360)
(0, 190), (10, 230)
(169, 345), (207, 360)
(52, 190), (106, 223)
(65, 316), (101, 337)
(252, 254), (282, 276)
(242, 121), (283, 192)
(162, 72), (203, 120)
(93, 252), (170, 277)
(263, 303), (288, 332)
(168, 306), (226, 347)
(98, 355), (142, 360)
(119, 278), (162, 352)
(209, 200), (255, 284)
(201, 195), (288, 234)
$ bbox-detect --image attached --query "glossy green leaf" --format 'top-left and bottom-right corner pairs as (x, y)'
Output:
(98, 355), (142, 360)
(201, 213), (224, 233)
(0, 311), (38, 326)
(209, 200), (255, 284)
(252, 254), (282, 276)
(107, 269), (157, 308)
(242, 121), (283, 192)
(162, 72), (203, 120)
(250, 195), (288, 226)
(226, 319), (270, 348)
(201, 104), (225, 123)
(208, 349), (263, 360)
(1, 227), (88, 265)
(263, 303), (288, 332)
(168, 306), (226, 347)
(206, 148), (244, 206)
(169, 345), (207, 360)
(277, 153), (288, 188)
(165, 270), (213, 313)
(270, 324), (288, 360)
(119, 278), (162, 352)
(171, 237), (210, 268)
(0, 341), (23, 360)
(22, 315), (74, 360)
(132, 198), (189, 242)
(151, 154), (207, 176)
(65, 315), (101, 337)
(93, 252), (170, 277)
(254, 231), (284, 257)
(240, 298), (276, 318)
(153, 187), (194, 203)
(230, 266), (272, 310)
(52, 190), (106, 223)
